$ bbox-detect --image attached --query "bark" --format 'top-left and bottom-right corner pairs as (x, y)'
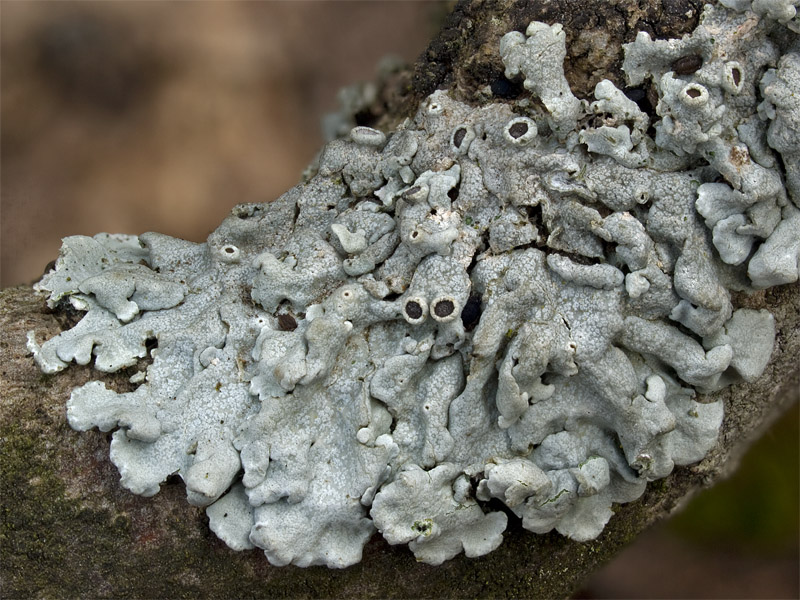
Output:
(1, 1), (798, 598)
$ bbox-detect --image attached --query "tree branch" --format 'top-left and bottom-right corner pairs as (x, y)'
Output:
(2, 1), (798, 597)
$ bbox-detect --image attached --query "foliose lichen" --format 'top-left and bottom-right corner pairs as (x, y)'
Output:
(28, 4), (799, 568)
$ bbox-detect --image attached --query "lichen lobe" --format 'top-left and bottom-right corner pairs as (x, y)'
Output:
(29, 3), (800, 568)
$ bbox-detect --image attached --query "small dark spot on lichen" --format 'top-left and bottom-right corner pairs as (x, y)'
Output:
(412, 519), (433, 536)
(508, 121), (528, 139)
(405, 301), (423, 320)
(433, 299), (454, 318)
(672, 54), (703, 75)
(277, 313), (297, 331)
(453, 127), (467, 148)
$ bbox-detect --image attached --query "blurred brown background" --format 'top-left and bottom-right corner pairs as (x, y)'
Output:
(1, 2), (797, 598)
(1, 0), (442, 288)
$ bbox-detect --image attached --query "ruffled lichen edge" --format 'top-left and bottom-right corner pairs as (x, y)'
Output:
(1, 282), (797, 598)
(3, 0), (799, 592)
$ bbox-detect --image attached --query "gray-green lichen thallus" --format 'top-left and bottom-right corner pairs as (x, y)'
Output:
(28, 1), (800, 568)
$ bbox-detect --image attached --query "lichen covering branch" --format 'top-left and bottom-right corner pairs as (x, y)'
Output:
(28, 2), (800, 568)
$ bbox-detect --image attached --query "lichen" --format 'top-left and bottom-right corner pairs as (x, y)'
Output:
(28, 4), (799, 568)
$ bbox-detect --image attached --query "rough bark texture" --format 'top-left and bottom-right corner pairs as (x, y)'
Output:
(1, 1), (798, 597)
(369, 0), (707, 132)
